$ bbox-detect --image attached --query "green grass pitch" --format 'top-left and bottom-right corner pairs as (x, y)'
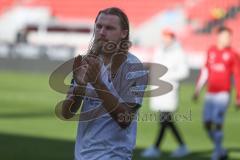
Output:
(0, 71), (240, 160)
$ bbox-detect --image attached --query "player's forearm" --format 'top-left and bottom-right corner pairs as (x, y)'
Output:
(61, 87), (84, 119)
(61, 98), (82, 119)
(93, 82), (136, 129)
(195, 67), (208, 94)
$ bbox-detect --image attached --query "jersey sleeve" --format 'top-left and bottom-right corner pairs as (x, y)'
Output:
(233, 52), (240, 102)
(119, 62), (149, 106)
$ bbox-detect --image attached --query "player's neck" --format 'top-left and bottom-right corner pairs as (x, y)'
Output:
(104, 52), (127, 74)
(101, 54), (112, 66)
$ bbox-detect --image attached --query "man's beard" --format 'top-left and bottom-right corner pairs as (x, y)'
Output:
(90, 38), (121, 56)
(89, 38), (106, 56)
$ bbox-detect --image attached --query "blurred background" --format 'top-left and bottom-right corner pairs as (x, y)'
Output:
(0, 0), (240, 160)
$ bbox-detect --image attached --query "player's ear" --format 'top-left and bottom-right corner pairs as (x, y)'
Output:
(121, 30), (128, 39)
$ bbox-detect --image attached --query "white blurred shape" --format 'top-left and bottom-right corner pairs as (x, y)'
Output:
(0, 6), (51, 42)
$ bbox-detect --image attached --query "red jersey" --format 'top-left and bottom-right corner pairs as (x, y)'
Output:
(234, 54), (240, 101)
(196, 46), (240, 101)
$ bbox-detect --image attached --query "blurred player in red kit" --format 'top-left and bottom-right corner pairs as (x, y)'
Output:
(193, 26), (240, 160)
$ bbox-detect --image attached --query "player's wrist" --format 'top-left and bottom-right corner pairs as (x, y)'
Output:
(92, 79), (105, 90)
(73, 85), (86, 97)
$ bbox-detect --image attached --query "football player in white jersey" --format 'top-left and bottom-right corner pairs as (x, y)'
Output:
(60, 7), (148, 160)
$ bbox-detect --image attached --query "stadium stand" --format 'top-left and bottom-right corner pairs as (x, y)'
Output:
(186, 0), (239, 25)
(0, 0), (239, 67)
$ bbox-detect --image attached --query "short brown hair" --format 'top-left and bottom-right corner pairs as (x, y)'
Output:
(217, 26), (232, 34)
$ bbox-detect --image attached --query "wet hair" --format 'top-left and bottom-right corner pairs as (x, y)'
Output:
(94, 7), (130, 41)
(217, 26), (232, 34)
